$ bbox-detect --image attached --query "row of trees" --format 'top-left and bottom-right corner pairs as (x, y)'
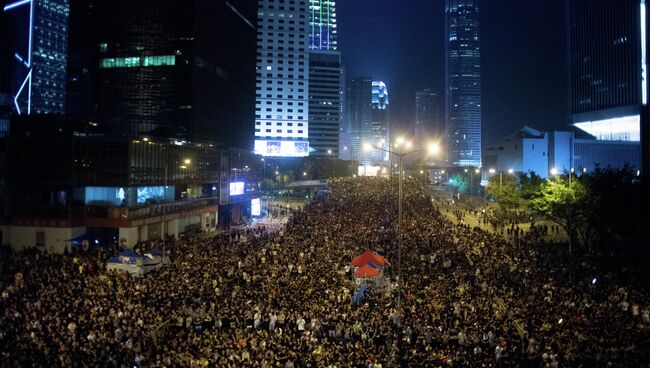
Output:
(486, 168), (650, 263)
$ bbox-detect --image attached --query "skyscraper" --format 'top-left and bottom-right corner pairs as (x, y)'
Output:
(308, 51), (341, 157)
(308, 0), (341, 158)
(569, 0), (646, 172)
(3, 0), (70, 115)
(86, 0), (256, 146)
(445, 0), (481, 167)
(309, 0), (337, 51)
(345, 77), (372, 163)
(371, 81), (389, 162)
(415, 89), (443, 139)
(254, 0), (311, 157)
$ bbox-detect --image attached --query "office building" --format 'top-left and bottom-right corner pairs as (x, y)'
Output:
(0, 115), (263, 251)
(309, 0), (337, 51)
(569, 0), (646, 171)
(308, 51), (341, 157)
(370, 81), (390, 162)
(415, 88), (443, 139)
(3, 0), (70, 115)
(254, 0), (311, 157)
(82, 0), (256, 146)
(345, 77), (372, 163)
(445, 0), (482, 167)
(483, 126), (640, 180)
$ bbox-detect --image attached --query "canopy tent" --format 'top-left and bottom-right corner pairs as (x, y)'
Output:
(106, 249), (166, 276)
(354, 264), (381, 278)
(351, 250), (388, 268)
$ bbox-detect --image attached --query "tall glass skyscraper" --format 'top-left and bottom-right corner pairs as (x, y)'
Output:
(309, 0), (337, 51)
(345, 77), (372, 163)
(445, 0), (481, 167)
(3, 0), (69, 115)
(415, 89), (443, 139)
(570, 0), (646, 159)
(371, 81), (390, 162)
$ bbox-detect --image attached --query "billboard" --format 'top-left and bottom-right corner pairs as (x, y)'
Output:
(254, 140), (310, 157)
(251, 198), (261, 216)
(229, 182), (245, 196)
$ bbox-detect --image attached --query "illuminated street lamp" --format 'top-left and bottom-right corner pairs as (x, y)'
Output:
(364, 139), (440, 310)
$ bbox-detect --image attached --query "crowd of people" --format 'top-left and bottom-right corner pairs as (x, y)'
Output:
(1, 177), (649, 367)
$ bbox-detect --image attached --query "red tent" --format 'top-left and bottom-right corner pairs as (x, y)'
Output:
(351, 250), (387, 267)
(354, 264), (381, 277)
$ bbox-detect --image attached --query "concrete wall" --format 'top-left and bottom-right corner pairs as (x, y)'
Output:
(522, 136), (549, 178)
(1, 226), (85, 253)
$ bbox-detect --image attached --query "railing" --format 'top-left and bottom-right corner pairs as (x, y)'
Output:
(107, 197), (220, 220)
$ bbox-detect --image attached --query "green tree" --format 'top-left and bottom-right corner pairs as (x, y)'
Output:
(485, 174), (520, 208)
(531, 177), (587, 254)
(449, 173), (469, 193)
(518, 171), (544, 200)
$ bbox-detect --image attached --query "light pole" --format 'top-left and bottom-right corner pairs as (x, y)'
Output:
(327, 149), (334, 178)
(364, 140), (440, 310)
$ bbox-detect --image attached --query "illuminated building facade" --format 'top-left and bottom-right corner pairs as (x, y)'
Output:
(370, 81), (389, 162)
(445, 0), (481, 167)
(569, 0), (647, 172)
(3, 0), (69, 115)
(309, 0), (337, 51)
(254, 0), (311, 157)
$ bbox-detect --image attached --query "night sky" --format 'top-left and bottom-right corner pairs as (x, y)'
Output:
(338, 0), (570, 145)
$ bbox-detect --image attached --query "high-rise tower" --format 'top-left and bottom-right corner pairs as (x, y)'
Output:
(3, 0), (70, 115)
(309, 0), (337, 51)
(308, 0), (341, 158)
(415, 89), (443, 140)
(569, 0), (646, 173)
(254, 0), (311, 157)
(445, 0), (481, 167)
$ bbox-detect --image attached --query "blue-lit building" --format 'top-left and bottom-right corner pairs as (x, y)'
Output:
(3, 0), (69, 115)
(308, 0), (342, 158)
(309, 0), (337, 51)
(445, 0), (481, 167)
(370, 81), (389, 162)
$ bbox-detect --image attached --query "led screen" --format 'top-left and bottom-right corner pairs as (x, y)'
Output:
(254, 140), (310, 157)
(251, 198), (261, 216)
(230, 182), (245, 196)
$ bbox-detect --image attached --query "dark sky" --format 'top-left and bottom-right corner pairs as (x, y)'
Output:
(338, 0), (570, 145)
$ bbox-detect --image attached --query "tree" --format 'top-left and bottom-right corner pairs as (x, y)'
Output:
(485, 174), (520, 208)
(518, 171), (544, 200)
(449, 173), (469, 194)
(531, 177), (587, 254)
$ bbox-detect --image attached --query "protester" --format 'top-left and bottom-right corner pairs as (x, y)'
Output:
(0, 177), (648, 367)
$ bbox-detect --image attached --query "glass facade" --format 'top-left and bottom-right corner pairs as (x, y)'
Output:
(3, 0), (69, 115)
(345, 77), (372, 163)
(99, 55), (176, 69)
(308, 51), (341, 157)
(415, 89), (443, 139)
(309, 0), (337, 51)
(445, 0), (481, 167)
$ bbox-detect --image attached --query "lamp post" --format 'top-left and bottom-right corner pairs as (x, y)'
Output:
(328, 149), (335, 178)
(364, 140), (439, 310)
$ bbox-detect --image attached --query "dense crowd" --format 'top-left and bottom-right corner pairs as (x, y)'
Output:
(1, 177), (649, 367)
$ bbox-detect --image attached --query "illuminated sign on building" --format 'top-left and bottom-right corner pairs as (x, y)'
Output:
(229, 182), (245, 196)
(254, 140), (310, 157)
(251, 198), (261, 216)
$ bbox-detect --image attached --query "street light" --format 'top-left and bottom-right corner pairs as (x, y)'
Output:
(364, 140), (439, 310)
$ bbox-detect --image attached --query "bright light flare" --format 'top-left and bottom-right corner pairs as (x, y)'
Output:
(427, 142), (440, 155)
